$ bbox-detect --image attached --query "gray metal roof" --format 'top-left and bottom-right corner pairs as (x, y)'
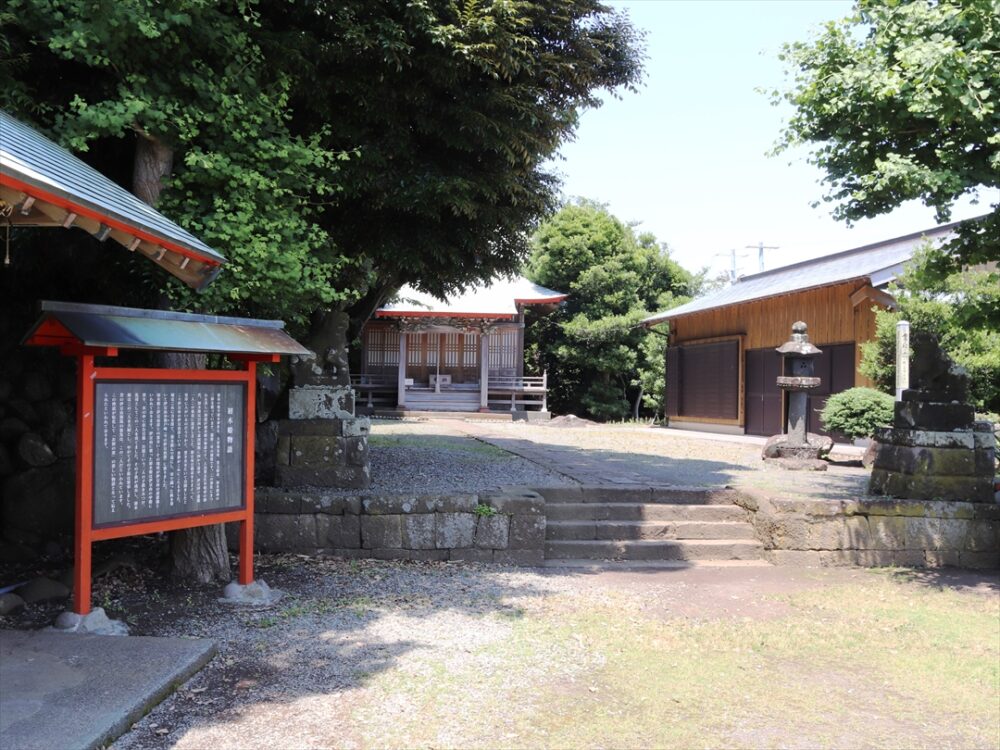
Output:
(643, 222), (961, 325)
(0, 111), (225, 264)
(25, 301), (309, 356)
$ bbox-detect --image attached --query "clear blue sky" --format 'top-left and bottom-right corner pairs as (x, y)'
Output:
(553, 0), (994, 279)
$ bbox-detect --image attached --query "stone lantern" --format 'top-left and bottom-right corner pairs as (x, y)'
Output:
(762, 321), (831, 470)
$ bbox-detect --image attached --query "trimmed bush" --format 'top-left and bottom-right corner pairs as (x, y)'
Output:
(820, 388), (895, 440)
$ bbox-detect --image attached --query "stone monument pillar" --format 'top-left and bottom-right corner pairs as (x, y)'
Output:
(275, 312), (371, 489)
(870, 332), (995, 502)
(762, 321), (832, 470)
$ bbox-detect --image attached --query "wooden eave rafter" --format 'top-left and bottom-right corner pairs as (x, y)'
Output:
(850, 283), (897, 310)
(0, 179), (220, 290)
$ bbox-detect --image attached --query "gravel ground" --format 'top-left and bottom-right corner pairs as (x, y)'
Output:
(107, 557), (1000, 750)
(456, 421), (874, 500)
(336, 419), (575, 495)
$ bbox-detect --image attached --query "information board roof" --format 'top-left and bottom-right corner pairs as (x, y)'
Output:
(24, 301), (310, 356)
(1, 111), (224, 289)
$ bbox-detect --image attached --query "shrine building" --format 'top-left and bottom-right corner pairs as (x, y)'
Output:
(355, 276), (566, 415)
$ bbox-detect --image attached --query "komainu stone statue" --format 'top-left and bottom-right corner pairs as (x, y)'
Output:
(869, 331), (995, 502)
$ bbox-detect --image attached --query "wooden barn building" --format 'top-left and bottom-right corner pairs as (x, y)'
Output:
(355, 276), (566, 415)
(643, 223), (959, 438)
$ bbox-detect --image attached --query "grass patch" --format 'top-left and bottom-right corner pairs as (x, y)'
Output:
(368, 434), (510, 458)
(349, 575), (999, 749)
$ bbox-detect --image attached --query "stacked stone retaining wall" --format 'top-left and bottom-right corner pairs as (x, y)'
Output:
(734, 490), (1000, 569)
(240, 486), (545, 565)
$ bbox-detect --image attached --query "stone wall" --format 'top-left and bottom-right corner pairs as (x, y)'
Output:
(272, 418), (371, 489)
(0, 347), (76, 560)
(240, 486), (545, 565)
(735, 489), (1000, 569)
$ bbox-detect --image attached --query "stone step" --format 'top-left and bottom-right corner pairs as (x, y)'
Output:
(544, 539), (765, 561)
(543, 559), (773, 570)
(545, 520), (758, 542)
(544, 502), (748, 523)
(537, 486), (744, 505)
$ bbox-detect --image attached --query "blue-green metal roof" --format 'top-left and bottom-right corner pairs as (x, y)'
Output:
(26, 301), (309, 356)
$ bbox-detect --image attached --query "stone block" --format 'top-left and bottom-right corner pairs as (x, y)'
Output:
(475, 514), (510, 549)
(923, 550), (962, 568)
(373, 548), (449, 562)
(449, 548), (494, 564)
(363, 495), (417, 515)
(807, 517), (870, 550)
(435, 512), (476, 549)
(532, 486), (583, 503)
(867, 516), (907, 550)
(920, 501), (975, 520)
(275, 464), (370, 489)
(435, 494), (478, 513)
(905, 518), (968, 551)
(509, 514), (546, 549)
(846, 499), (925, 517)
(891, 550), (926, 568)
(482, 490), (545, 515)
(959, 551), (1000, 569)
(965, 521), (998, 552)
(873, 444), (976, 477)
(869, 470), (994, 503)
(772, 518), (810, 549)
(288, 385), (355, 420)
(298, 493), (362, 515)
(256, 514), (317, 552)
(361, 514), (402, 549)
(819, 549), (894, 567)
(893, 401), (974, 430)
(492, 549), (544, 566)
(345, 436), (369, 466)
(289, 435), (345, 466)
(771, 498), (844, 516)
(874, 427), (974, 450)
(973, 447), (995, 476)
(401, 514), (436, 550)
(255, 487), (301, 514)
(277, 418), (344, 437)
(974, 504), (1000, 521)
(342, 417), (371, 438)
(276, 435), (291, 466)
(766, 549), (823, 567)
(317, 514), (362, 549)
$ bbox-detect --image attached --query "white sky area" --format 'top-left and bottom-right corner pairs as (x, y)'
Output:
(551, 0), (996, 280)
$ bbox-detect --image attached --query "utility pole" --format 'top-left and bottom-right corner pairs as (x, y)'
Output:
(746, 241), (779, 273)
(715, 248), (747, 284)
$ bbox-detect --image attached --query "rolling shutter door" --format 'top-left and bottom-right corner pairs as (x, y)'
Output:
(678, 340), (739, 420)
(665, 346), (681, 417)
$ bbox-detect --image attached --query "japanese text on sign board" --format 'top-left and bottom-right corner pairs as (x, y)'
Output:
(93, 382), (245, 526)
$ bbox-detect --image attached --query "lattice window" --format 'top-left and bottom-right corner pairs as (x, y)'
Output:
(443, 333), (461, 367)
(463, 334), (479, 369)
(489, 328), (518, 369)
(364, 325), (400, 371)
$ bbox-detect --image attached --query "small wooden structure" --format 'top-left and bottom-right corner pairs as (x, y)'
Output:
(644, 223), (963, 438)
(23, 302), (309, 614)
(357, 276), (565, 414)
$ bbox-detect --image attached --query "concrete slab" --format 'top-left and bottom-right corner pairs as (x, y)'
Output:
(0, 630), (216, 750)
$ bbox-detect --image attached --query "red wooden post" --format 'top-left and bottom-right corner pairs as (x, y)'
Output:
(239, 360), (256, 585)
(73, 354), (95, 615)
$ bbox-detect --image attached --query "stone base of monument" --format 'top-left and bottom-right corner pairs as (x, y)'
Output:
(50, 607), (129, 636)
(761, 433), (833, 471)
(218, 579), (284, 606)
(870, 419), (996, 503)
(274, 417), (371, 488)
(288, 384), (356, 420)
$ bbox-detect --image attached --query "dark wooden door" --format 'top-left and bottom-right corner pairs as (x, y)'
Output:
(744, 348), (783, 437)
(807, 342), (856, 440)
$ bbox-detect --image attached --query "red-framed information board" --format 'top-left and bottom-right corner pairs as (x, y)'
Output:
(24, 301), (309, 614)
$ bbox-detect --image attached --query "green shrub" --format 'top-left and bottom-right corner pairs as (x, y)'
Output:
(820, 388), (895, 440)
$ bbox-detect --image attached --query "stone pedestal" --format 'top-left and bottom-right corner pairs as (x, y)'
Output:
(869, 332), (996, 503)
(274, 416), (371, 489)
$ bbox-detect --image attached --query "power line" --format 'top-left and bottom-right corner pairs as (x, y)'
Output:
(746, 241), (779, 272)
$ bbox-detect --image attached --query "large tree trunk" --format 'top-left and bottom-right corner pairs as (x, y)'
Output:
(132, 132), (232, 584)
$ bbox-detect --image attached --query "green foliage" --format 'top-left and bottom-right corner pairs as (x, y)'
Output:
(1, 1), (645, 333)
(526, 200), (697, 421)
(473, 504), (498, 518)
(820, 387), (895, 440)
(774, 0), (1000, 270)
(859, 246), (1000, 411)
